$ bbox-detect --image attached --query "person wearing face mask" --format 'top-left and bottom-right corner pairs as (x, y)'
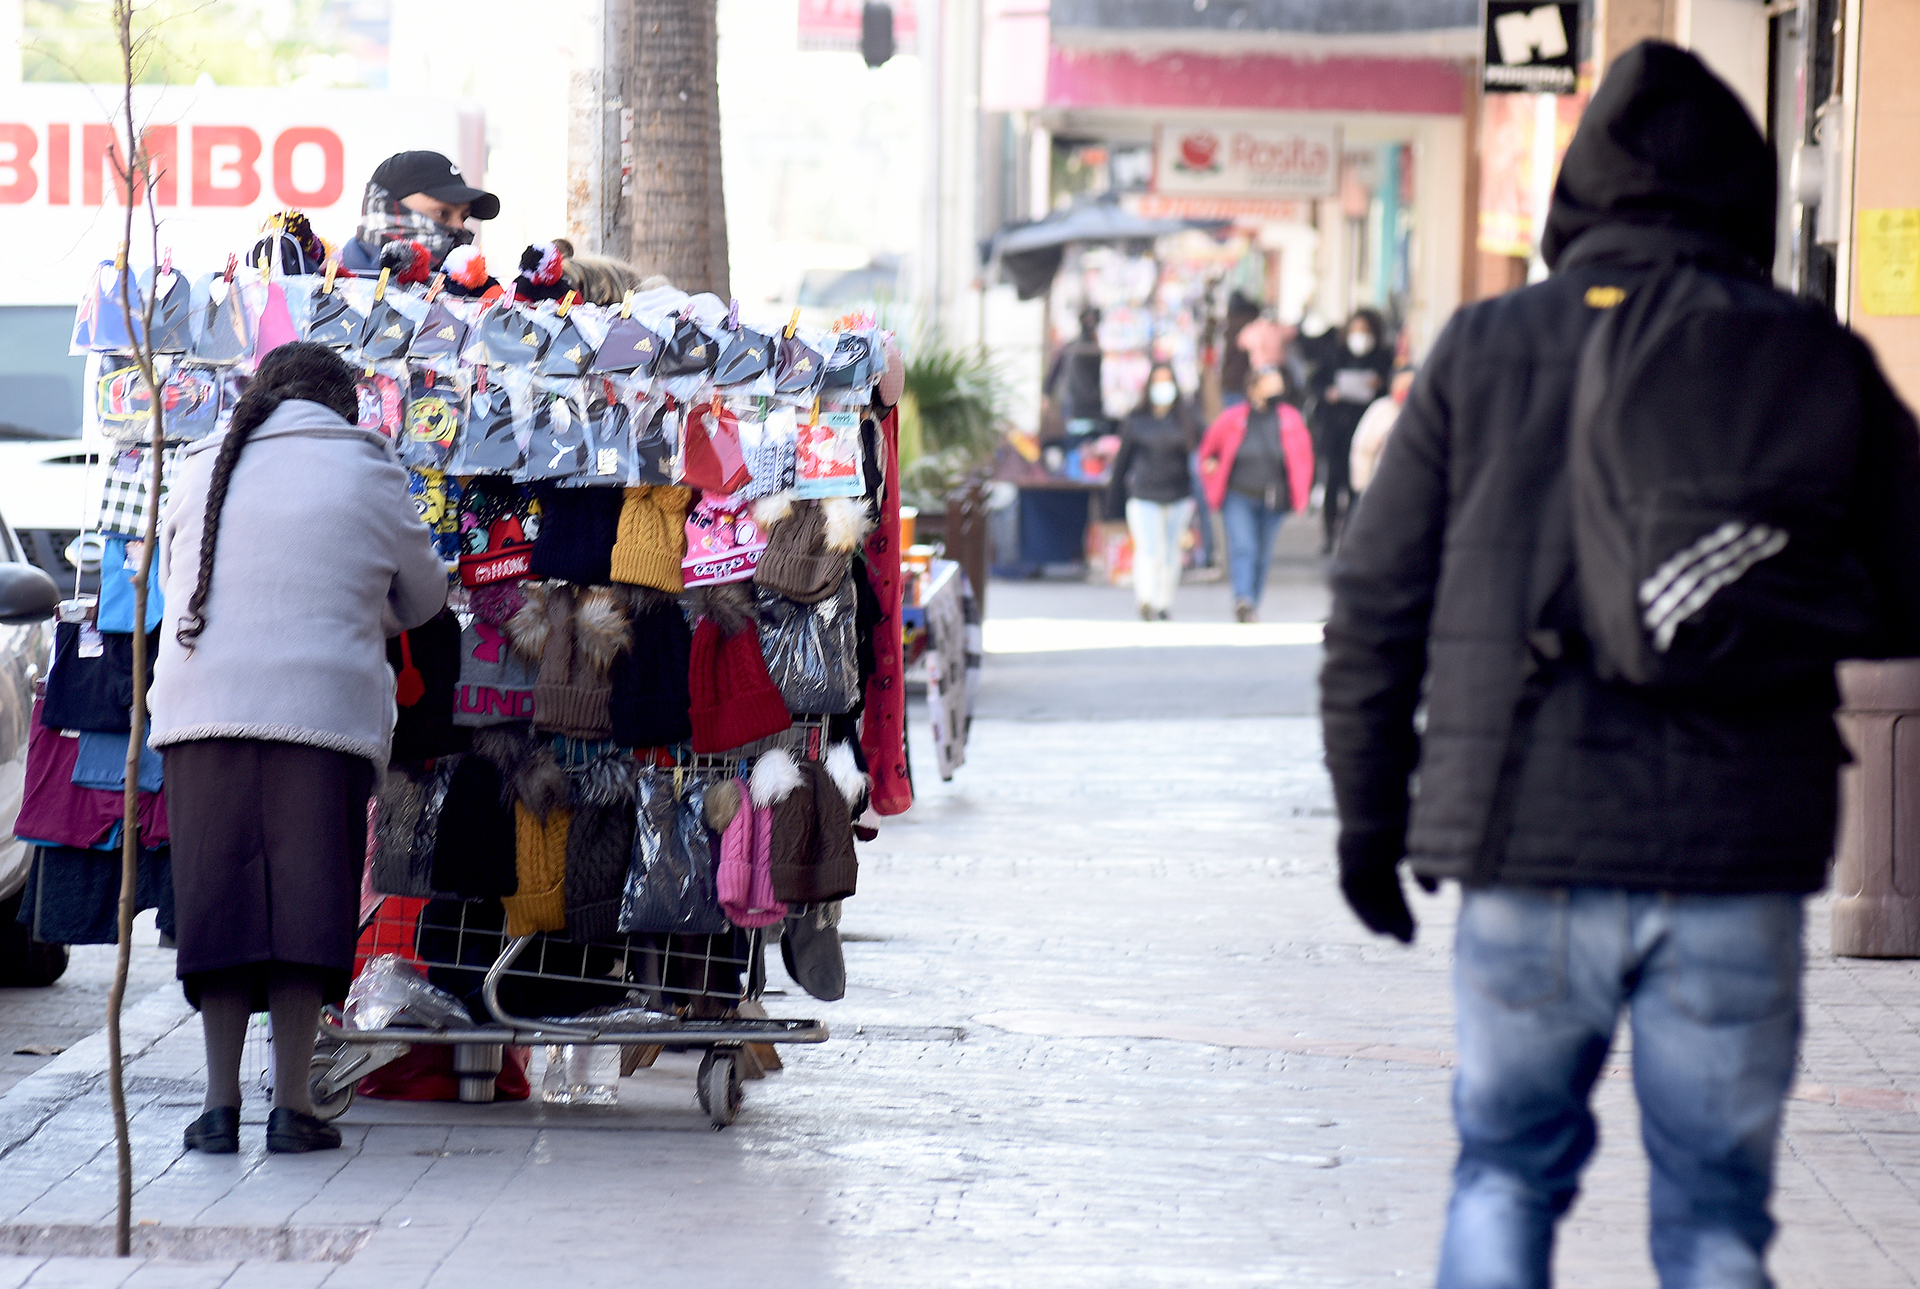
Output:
(1310, 308), (1394, 553)
(338, 151), (499, 278)
(1106, 362), (1201, 620)
(1197, 366), (1315, 622)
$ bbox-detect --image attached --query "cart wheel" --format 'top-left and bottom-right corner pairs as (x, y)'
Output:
(308, 1053), (354, 1122)
(701, 1051), (740, 1129)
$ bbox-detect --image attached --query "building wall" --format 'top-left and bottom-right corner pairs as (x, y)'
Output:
(1842, 0), (1920, 408)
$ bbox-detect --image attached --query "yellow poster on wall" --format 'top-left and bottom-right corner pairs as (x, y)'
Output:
(1858, 209), (1920, 316)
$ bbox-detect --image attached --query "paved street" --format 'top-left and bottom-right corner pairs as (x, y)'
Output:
(0, 527), (1917, 1286)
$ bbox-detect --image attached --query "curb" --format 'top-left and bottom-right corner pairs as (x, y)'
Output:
(0, 987), (195, 1161)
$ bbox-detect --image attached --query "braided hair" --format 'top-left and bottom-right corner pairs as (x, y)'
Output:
(175, 341), (358, 652)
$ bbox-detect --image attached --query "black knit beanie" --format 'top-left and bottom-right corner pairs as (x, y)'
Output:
(387, 608), (470, 762)
(431, 754), (519, 898)
(608, 598), (694, 748)
(565, 755), (638, 943)
(529, 483), (626, 586)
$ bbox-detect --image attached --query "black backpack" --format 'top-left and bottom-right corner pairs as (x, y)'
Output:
(1568, 265), (1877, 695)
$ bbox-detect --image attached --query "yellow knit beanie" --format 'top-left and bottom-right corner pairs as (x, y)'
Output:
(504, 803), (572, 936)
(610, 485), (692, 592)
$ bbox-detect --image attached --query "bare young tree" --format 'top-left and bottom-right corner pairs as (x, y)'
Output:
(105, 0), (169, 1257)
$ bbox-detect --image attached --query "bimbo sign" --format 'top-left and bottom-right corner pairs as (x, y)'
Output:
(1152, 122), (1341, 199)
(0, 85), (475, 304)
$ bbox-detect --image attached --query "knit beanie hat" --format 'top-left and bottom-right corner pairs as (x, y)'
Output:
(504, 802), (571, 936)
(529, 483), (625, 585)
(430, 754), (518, 898)
(717, 782), (786, 929)
(454, 619), (540, 726)
(610, 485), (692, 592)
(762, 754), (858, 904)
(780, 903), (847, 1002)
(753, 499), (847, 603)
(564, 754), (637, 943)
(608, 595), (693, 748)
(688, 615), (792, 754)
(388, 609), (470, 762)
(683, 495), (768, 587)
(527, 584), (631, 740)
(459, 479), (539, 588)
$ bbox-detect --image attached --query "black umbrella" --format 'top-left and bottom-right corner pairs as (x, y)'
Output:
(981, 197), (1227, 300)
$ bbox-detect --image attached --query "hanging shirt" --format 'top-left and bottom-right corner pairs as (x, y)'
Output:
(1228, 404), (1290, 507)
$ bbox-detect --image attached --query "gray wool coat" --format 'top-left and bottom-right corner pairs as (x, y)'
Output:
(149, 399), (448, 771)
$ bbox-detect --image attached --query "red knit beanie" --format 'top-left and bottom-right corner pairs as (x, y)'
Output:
(688, 617), (792, 753)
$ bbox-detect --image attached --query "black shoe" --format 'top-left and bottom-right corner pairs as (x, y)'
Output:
(184, 1106), (239, 1154)
(266, 1107), (341, 1154)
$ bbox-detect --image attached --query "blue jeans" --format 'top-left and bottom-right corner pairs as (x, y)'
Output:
(1442, 887), (1803, 1289)
(1219, 489), (1285, 607)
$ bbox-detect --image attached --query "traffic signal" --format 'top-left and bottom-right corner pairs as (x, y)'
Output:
(861, 2), (894, 68)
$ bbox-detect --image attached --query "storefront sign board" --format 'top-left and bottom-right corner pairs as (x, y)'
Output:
(1483, 2), (1581, 94)
(1152, 123), (1339, 199)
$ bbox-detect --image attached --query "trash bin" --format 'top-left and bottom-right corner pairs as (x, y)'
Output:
(1832, 659), (1920, 957)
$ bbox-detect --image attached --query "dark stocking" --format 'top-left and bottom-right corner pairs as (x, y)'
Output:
(198, 983), (251, 1112)
(268, 965), (325, 1115)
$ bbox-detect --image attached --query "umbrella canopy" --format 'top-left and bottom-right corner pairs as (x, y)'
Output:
(982, 198), (1227, 300)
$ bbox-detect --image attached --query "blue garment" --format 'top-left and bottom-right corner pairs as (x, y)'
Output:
(1439, 887), (1802, 1289)
(97, 536), (162, 634)
(14, 846), (175, 945)
(72, 727), (163, 792)
(1188, 449), (1215, 567)
(1219, 489), (1285, 607)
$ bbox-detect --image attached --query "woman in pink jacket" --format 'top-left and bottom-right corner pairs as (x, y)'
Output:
(1197, 367), (1315, 622)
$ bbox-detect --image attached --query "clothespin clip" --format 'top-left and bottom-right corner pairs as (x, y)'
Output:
(365, 364), (376, 378)
(711, 391), (722, 420)
(114, 243), (127, 271)
(725, 298), (740, 330)
(620, 290), (634, 319)
(425, 272), (446, 303)
(558, 290), (577, 317)
(784, 307), (800, 339)
(375, 266), (390, 302)
(322, 259), (339, 295)
(809, 395), (820, 426)
(257, 251), (271, 282)
(223, 254), (237, 283)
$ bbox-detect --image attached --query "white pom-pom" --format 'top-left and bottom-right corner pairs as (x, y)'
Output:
(823, 741), (869, 806)
(750, 746), (804, 807)
(821, 497), (871, 554)
(752, 491), (795, 531)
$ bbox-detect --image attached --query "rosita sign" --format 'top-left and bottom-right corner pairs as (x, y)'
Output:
(1152, 123), (1341, 199)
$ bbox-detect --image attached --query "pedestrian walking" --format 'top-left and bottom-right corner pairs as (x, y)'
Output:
(1348, 366), (1415, 496)
(149, 343), (448, 1155)
(1107, 361), (1200, 620)
(1198, 367), (1313, 623)
(1320, 43), (1920, 1289)
(1309, 309), (1393, 553)
(1045, 308), (1108, 440)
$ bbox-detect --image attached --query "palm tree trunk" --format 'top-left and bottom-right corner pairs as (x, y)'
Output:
(627, 0), (729, 296)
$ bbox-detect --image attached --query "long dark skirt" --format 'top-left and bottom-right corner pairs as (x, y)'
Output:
(163, 738), (374, 1010)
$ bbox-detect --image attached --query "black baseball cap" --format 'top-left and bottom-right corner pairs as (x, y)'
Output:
(370, 151), (499, 221)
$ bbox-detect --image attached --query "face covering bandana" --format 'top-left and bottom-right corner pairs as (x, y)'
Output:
(1347, 331), (1376, 357)
(1148, 380), (1176, 408)
(355, 182), (475, 268)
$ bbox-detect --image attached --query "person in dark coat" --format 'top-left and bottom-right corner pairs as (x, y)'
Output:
(1320, 43), (1920, 1287)
(1309, 307), (1393, 553)
(1044, 308), (1107, 440)
(1106, 361), (1200, 620)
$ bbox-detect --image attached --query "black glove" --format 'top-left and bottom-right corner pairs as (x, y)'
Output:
(1340, 865), (1415, 942)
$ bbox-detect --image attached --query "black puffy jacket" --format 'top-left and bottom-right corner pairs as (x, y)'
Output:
(1320, 43), (1920, 896)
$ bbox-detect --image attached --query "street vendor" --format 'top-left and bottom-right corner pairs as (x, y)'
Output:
(339, 150), (499, 278)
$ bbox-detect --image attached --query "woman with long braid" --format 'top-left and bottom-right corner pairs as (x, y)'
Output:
(150, 342), (447, 1154)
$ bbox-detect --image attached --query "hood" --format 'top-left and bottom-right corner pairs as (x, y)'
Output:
(1542, 41), (1775, 271)
(180, 397), (386, 461)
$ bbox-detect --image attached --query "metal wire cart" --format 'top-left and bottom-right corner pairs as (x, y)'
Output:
(312, 723), (844, 1130)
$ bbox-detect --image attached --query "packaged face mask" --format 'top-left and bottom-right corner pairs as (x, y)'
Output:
(399, 367), (469, 470)
(714, 327), (775, 386)
(354, 361), (408, 439)
(306, 280), (367, 348)
(357, 295), (415, 360)
(773, 333), (825, 398)
(409, 299), (470, 361)
(556, 378), (633, 487)
(656, 317), (717, 378)
(90, 356), (223, 443)
(519, 380), (592, 481)
(794, 408), (864, 499)
(819, 331), (874, 390)
(193, 275), (256, 365)
(447, 369), (527, 475)
(475, 302), (549, 366)
(591, 314), (663, 374)
(538, 314), (598, 378)
(77, 261), (137, 353)
(682, 400), (750, 495)
(138, 270), (194, 353)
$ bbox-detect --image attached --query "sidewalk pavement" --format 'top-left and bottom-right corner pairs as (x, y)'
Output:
(0, 577), (1917, 1285)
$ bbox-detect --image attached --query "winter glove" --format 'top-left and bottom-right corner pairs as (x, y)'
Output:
(1337, 829), (1426, 943)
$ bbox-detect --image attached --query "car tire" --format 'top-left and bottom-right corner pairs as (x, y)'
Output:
(0, 889), (69, 987)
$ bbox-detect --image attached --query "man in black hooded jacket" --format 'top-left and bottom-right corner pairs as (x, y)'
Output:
(1321, 43), (1920, 1288)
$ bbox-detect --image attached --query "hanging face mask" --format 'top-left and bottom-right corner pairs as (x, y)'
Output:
(358, 295), (415, 360)
(1148, 380), (1177, 408)
(819, 331), (874, 390)
(447, 372), (525, 475)
(520, 381), (591, 481)
(398, 368), (468, 471)
(714, 326), (775, 386)
(1347, 330), (1375, 357)
(537, 314), (598, 378)
(656, 317), (717, 379)
(193, 275), (256, 365)
(354, 362), (407, 439)
(774, 333), (825, 398)
(306, 283), (366, 349)
(139, 270), (193, 353)
(84, 262), (138, 353)
(682, 400), (750, 494)
(634, 396), (679, 486)
(408, 299), (469, 361)
(476, 302), (548, 366)
(591, 314), (663, 374)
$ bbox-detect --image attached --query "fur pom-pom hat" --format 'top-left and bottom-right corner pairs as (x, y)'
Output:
(753, 499), (853, 604)
(513, 243), (570, 303)
(531, 584), (632, 740)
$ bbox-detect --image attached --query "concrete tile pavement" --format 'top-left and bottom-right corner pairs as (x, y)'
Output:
(0, 568), (1915, 1283)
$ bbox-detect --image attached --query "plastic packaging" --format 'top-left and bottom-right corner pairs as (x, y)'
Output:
(446, 366), (527, 475)
(541, 1044), (621, 1106)
(398, 366), (469, 470)
(619, 771), (730, 934)
(755, 579), (859, 714)
(354, 359), (408, 440)
(519, 378), (592, 481)
(559, 376), (634, 487)
(794, 407), (864, 498)
(345, 954), (475, 1031)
